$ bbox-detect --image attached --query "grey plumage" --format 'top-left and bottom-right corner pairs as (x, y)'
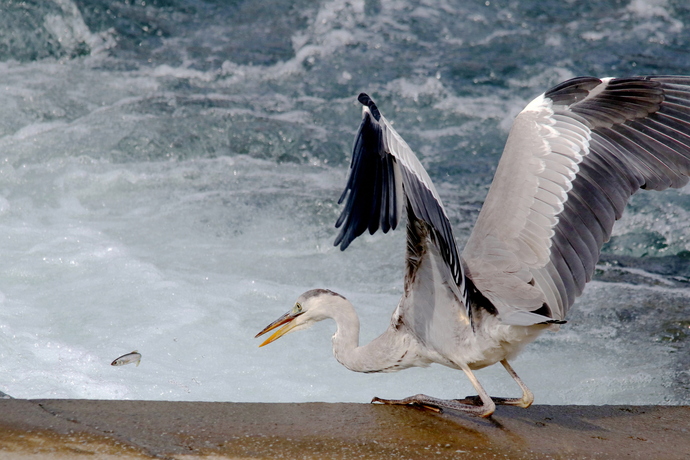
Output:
(465, 76), (690, 324)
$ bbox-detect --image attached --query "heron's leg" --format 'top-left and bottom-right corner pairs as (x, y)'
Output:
(371, 365), (496, 418)
(456, 359), (533, 408)
(497, 359), (533, 408)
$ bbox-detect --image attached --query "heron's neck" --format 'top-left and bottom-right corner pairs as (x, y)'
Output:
(329, 298), (409, 373)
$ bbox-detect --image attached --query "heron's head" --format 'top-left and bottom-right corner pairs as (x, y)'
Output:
(255, 289), (345, 347)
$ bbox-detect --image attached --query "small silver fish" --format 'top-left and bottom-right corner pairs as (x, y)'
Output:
(111, 351), (142, 367)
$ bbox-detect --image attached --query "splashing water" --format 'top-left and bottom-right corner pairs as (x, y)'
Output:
(0, 0), (689, 405)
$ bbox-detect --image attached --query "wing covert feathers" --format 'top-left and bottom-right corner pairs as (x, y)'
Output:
(463, 76), (690, 325)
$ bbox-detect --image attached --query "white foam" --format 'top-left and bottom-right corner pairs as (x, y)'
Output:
(627, 0), (675, 21)
(0, 151), (684, 404)
(43, 0), (114, 57)
(0, 0), (688, 407)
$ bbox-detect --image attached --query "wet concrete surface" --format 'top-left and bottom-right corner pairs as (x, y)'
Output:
(0, 399), (688, 459)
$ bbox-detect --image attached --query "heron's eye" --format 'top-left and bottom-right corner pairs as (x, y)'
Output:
(293, 303), (302, 314)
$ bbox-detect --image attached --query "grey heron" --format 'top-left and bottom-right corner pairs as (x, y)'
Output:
(256, 76), (690, 417)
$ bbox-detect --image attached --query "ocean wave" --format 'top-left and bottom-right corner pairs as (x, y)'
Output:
(0, 0), (113, 62)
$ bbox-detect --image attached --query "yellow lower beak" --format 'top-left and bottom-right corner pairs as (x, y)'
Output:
(255, 312), (298, 347)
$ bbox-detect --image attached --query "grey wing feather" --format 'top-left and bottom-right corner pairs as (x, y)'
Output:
(463, 76), (690, 326)
(335, 93), (465, 291)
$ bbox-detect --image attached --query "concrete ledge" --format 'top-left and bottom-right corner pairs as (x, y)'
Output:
(0, 399), (688, 459)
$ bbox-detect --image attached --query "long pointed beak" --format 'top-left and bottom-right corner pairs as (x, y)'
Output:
(255, 312), (299, 347)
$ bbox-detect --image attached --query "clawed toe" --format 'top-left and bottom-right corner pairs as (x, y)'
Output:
(371, 396), (443, 412)
(453, 395), (483, 406)
(457, 395), (531, 408)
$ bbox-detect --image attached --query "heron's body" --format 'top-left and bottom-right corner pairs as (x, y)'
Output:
(313, 289), (545, 375)
(257, 76), (690, 417)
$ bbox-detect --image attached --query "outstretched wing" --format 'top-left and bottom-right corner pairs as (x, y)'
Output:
(335, 94), (464, 291)
(463, 76), (690, 326)
(334, 94), (473, 350)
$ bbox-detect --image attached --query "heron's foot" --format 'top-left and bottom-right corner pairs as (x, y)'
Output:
(457, 394), (533, 409)
(372, 394), (495, 417)
(371, 395), (443, 413)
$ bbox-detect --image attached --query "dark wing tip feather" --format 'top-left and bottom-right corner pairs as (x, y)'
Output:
(357, 93), (372, 105)
(544, 76), (602, 105)
(358, 92), (381, 121)
(334, 97), (398, 250)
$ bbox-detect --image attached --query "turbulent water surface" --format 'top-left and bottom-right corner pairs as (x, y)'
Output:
(0, 0), (689, 404)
